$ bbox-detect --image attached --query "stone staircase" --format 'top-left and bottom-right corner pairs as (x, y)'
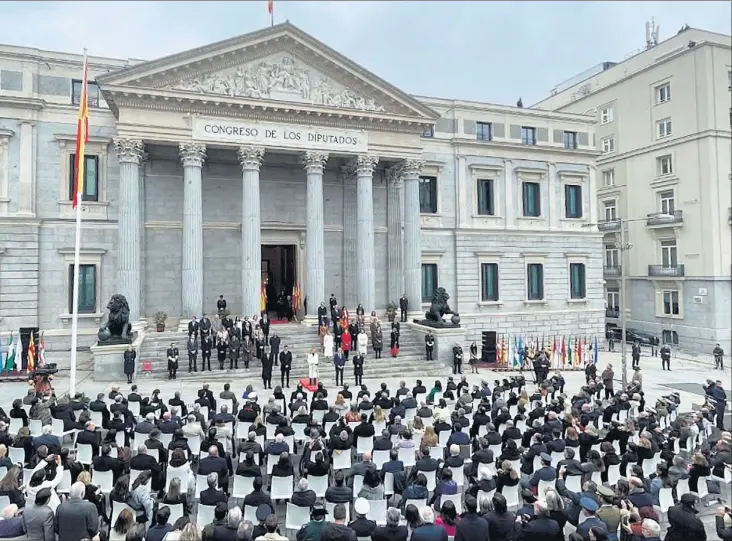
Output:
(136, 322), (451, 385)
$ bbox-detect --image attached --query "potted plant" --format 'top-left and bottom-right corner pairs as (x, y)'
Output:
(154, 311), (167, 332)
(386, 302), (397, 323)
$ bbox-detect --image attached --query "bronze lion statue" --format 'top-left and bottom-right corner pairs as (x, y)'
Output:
(97, 294), (132, 343)
(424, 287), (457, 322)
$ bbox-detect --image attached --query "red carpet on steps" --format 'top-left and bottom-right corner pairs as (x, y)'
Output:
(299, 378), (319, 392)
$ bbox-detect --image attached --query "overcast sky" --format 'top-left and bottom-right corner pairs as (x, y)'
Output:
(0, 1), (729, 105)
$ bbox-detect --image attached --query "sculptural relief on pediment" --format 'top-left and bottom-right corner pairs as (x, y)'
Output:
(168, 54), (386, 113)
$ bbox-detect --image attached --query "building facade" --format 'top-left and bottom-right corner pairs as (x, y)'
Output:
(0, 23), (604, 361)
(535, 27), (732, 353)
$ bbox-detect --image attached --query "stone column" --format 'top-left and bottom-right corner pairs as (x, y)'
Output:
(342, 166), (358, 308)
(402, 159), (424, 316)
(302, 151), (328, 317)
(548, 162), (559, 230)
(354, 155), (379, 313)
(386, 165), (404, 305)
(113, 138), (144, 321)
(17, 121), (36, 216)
(588, 165), (598, 225)
(137, 153), (148, 320)
(238, 146), (264, 318)
(180, 142), (206, 318)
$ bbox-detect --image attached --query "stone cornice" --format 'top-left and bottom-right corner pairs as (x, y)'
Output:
(57, 247), (107, 255)
(0, 96), (45, 111)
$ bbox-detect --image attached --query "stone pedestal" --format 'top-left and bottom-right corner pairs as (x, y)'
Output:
(91, 332), (144, 382)
(409, 322), (467, 364)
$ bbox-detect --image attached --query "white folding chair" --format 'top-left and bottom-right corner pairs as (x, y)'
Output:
(266, 423), (278, 440)
(8, 446), (25, 466)
(8, 418), (22, 435)
(442, 493), (463, 514)
(352, 475), (364, 498)
(366, 499), (388, 526)
(312, 410), (325, 423)
(477, 489), (496, 506)
(357, 436), (374, 455)
(591, 470), (603, 486)
(641, 458), (656, 477)
(93, 469), (114, 494)
(550, 452), (563, 468)
(195, 473), (208, 499)
(89, 410), (104, 427)
(307, 475), (328, 498)
(564, 475), (582, 493)
(452, 467), (465, 487)
(607, 464), (621, 486)
(29, 420), (43, 437)
(160, 433), (173, 448)
(128, 401), (141, 418)
(76, 443), (94, 466)
(56, 469), (72, 494)
(167, 503), (185, 524)
(658, 487), (674, 514)
(196, 504), (216, 528)
(293, 423), (308, 442)
(384, 472), (395, 496)
(286, 502), (311, 531)
(232, 475), (255, 499)
(333, 451), (351, 470)
(243, 505), (258, 524)
(266, 454), (279, 475)
(503, 484), (521, 509)
(438, 431), (450, 448)
(423, 470), (437, 492)
(404, 499), (426, 510)
(271, 475), (294, 500)
(188, 435), (201, 457)
(398, 447), (416, 468)
(373, 450), (389, 470)
(284, 435), (295, 452)
(166, 466), (191, 493)
(0, 495), (9, 510)
(220, 399), (234, 413)
(538, 479), (556, 494)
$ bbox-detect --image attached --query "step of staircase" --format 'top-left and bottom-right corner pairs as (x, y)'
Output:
(136, 323), (449, 384)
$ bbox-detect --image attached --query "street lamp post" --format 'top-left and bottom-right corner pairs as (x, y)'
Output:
(617, 220), (632, 389)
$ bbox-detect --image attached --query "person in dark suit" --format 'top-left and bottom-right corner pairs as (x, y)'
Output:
(280, 346), (292, 388)
(199, 472), (228, 506)
(408, 446), (440, 483)
(399, 295), (408, 322)
(187, 316), (199, 337)
(198, 445), (229, 489)
(166, 343), (179, 380)
(187, 334), (199, 373)
(523, 453), (557, 490)
(91, 444), (124, 482)
(242, 477), (274, 513)
(75, 421), (102, 457)
(411, 506), (447, 541)
(371, 506), (408, 541)
(130, 445), (163, 491)
(201, 334), (213, 371)
(454, 495), (490, 541)
(353, 353), (364, 386)
(516, 500), (563, 541)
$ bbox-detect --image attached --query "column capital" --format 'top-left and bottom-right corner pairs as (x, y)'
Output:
(351, 155), (379, 177)
(113, 138), (144, 164)
(386, 164), (404, 188)
(401, 158), (424, 179)
(179, 142), (206, 168)
(238, 146), (265, 171)
(302, 151), (329, 175)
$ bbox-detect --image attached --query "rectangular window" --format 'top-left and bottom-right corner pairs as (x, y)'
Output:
(422, 126), (434, 138)
(68, 264), (97, 314)
(657, 118), (672, 138)
(526, 263), (544, 301)
(663, 290), (680, 315)
(476, 122), (493, 141)
(421, 263), (438, 303)
(563, 131), (578, 149)
(602, 169), (615, 187)
(662, 330), (679, 345)
(521, 126), (536, 145)
(68, 154), (99, 201)
(569, 263), (586, 299)
(661, 240), (677, 267)
(602, 136), (615, 154)
(480, 263), (499, 302)
(600, 106), (614, 124)
(656, 155), (673, 176)
(659, 190), (675, 214)
(72, 80), (100, 107)
(656, 83), (671, 104)
(522, 182), (541, 217)
(607, 290), (620, 311)
(476, 178), (495, 216)
(604, 245), (619, 268)
(603, 200), (617, 221)
(564, 184), (583, 218)
(418, 176), (437, 214)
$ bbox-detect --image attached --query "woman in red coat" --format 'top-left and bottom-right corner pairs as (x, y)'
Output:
(341, 331), (352, 361)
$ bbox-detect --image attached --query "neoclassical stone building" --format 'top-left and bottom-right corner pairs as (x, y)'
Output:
(0, 23), (605, 360)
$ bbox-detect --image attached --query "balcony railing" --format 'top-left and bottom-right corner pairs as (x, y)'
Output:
(598, 219), (621, 232)
(603, 266), (622, 277)
(646, 209), (683, 227)
(605, 308), (620, 318)
(648, 264), (685, 277)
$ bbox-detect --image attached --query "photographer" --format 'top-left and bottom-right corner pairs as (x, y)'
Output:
(515, 500), (562, 541)
(717, 506), (732, 540)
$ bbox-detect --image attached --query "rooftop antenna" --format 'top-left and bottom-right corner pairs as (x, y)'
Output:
(646, 18), (660, 49)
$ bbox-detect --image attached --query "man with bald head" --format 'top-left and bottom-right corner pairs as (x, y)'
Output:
(198, 445), (229, 489)
(75, 420), (101, 457)
(130, 444), (163, 491)
(348, 450), (377, 487)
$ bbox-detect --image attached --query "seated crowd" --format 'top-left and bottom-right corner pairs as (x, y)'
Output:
(0, 371), (729, 541)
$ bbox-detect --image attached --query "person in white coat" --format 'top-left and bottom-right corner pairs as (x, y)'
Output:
(323, 331), (334, 361)
(357, 330), (368, 355)
(307, 347), (319, 386)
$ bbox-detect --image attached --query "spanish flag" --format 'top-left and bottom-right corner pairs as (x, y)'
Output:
(27, 333), (36, 372)
(72, 55), (90, 208)
(267, 0), (274, 26)
(260, 282), (267, 313)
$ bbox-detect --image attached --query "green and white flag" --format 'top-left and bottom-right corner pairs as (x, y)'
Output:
(5, 333), (20, 372)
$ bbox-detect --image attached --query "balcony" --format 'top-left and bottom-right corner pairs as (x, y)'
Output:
(648, 264), (685, 277)
(646, 210), (683, 227)
(603, 266), (622, 277)
(605, 308), (620, 318)
(598, 219), (621, 233)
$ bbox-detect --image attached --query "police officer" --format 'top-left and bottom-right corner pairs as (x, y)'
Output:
(452, 343), (463, 374)
(660, 343), (671, 371)
(713, 343), (725, 370)
(425, 331), (435, 361)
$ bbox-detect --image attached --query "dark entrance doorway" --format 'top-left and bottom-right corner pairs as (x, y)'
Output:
(261, 244), (296, 317)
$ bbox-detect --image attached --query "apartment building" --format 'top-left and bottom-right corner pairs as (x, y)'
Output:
(535, 26), (732, 352)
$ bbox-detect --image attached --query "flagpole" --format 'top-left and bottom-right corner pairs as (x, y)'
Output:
(69, 48), (87, 398)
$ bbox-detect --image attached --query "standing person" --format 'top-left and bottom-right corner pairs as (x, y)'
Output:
(329, 294), (338, 322)
(229, 332), (240, 370)
(216, 295), (227, 316)
(631, 340), (641, 370)
(353, 352), (364, 386)
(425, 332), (435, 361)
(280, 345), (292, 388)
(660, 343), (672, 371)
(334, 348), (345, 386)
(399, 294), (408, 322)
(601, 364), (614, 399)
(357, 329), (368, 356)
(341, 330), (352, 361)
(469, 342), (479, 373)
(713, 343), (725, 370)
(201, 334), (212, 372)
(216, 330), (228, 370)
(242, 335), (252, 369)
(166, 343), (179, 380)
(452, 343), (463, 374)
(261, 347), (273, 390)
(390, 322), (400, 349)
(372, 323), (383, 359)
(607, 329), (615, 352)
(254, 325), (265, 360)
(307, 348), (319, 387)
(323, 330), (334, 362)
(199, 313), (212, 340)
(123, 345), (136, 384)
(269, 332), (281, 367)
(317, 302), (328, 331)
(187, 316), (199, 338)
(260, 312), (270, 345)
(187, 333), (199, 373)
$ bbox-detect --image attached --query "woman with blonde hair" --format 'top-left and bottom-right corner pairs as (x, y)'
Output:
(333, 394), (348, 414)
(422, 425), (438, 448)
(495, 459), (520, 493)
(565, 426), (580, 449)
(517, 390), (529, 411)
(411, 417), (425, 438)
(369, 405), (386, 424)
(307, 347), (319, 386)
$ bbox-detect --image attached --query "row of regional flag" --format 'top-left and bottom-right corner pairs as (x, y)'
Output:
(494, 334), (600, 369)
(0, 332), (45, 373)
(259, 282), (303, 313)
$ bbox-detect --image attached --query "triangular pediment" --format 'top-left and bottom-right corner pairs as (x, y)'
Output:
(97, 22), (438, 121)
